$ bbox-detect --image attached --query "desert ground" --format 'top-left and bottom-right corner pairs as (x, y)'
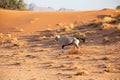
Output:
(0, 9), (120, 80)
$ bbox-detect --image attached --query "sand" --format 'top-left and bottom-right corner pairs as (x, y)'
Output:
(0, 9), (120, 80)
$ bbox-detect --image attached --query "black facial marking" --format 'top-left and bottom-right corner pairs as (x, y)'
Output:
(62, 45), (65, 49)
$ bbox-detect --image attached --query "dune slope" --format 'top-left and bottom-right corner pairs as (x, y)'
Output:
(0, 9), (115, 33)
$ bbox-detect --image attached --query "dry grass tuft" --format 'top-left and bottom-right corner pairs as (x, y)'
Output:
(56, 23), (64, 26)
(13, 41), (27, 47)
(84, 30), (96, 35)
(11, 62), (21, 66)
(88, 20), (102, 27)
(102, 36), (110, 43)
(99, 64), (111, 69)
(25, 55), (37, 58)
(63, 26), (72, 32)
(74, 70), (89, 76)
(47, 28), (53, 31)
(102, 64), (111, 68)
(69, 24), (75, 29)
(103, 69), (110, 73)
(102, 16), (115, 23)
(62, 24), (75, 32)
(102, 55), (114, 60)
(102, 68), (117, 73)
(46, 64), (54, 67)
(100, 23), (112, 30)
(73, 32), (86, 39)
(8, 37), (18, 43)
(74, 56), (85, 60)
(59, 64), (68, 68)
(0, 33), (3, 38)
(117, 24), (120, 31)
(35, 36), (47, 41)
(6, 34), (12, 38)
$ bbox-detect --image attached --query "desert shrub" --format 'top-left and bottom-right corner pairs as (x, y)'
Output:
(116, 5), (120, 10)
(0, 0), (26, 10)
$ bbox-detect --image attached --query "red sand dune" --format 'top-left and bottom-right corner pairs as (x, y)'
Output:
(0, 9), (114, 33)
(0, 9), (120, 80)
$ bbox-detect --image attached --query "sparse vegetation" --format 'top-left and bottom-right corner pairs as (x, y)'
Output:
(0, 0), (26, 10)
(74, 70), (89, 76)
(102, 16), (115, 23)
(117, 24), (120, 30)
(100, 23), (112, 30)
(8, 37), (18, 43)
(56, 23), (64, 26)
(35, 36), (47, 41)
(101, 64), (111, 68)
(6, 34), (12, 38)
(39, 30), (57, 37)
(0, 33), (3, 38)
(102, 55), (114, 60)
(60, 23), (75, 32)
(73, 32), (86, 39)
(103, 36), (110, 43)
(63, 26), (72, 32)
(69, 23), (75, 29)
(87, 20), (102, 27)
(116, 5), (120, 10)
(13, 41), (27, 47)
(0, 9), (119, 80)
(84, 30), (96, 35)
